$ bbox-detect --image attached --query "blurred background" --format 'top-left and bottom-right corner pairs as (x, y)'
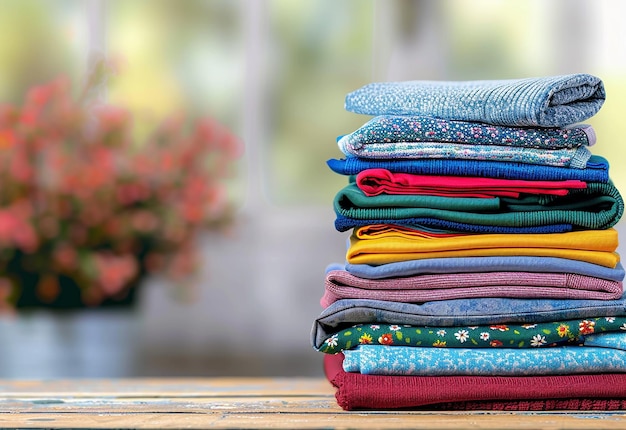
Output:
(0, 0), (625, 378)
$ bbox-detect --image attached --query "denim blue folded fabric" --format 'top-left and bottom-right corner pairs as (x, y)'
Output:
(326, 155), (610, 182)
(344, 258), (625, 282)
(334, 215), (574, 234)
(345, 74), (605, 127)
(311, 297), (626, 349)
(342, 345), (626, 376)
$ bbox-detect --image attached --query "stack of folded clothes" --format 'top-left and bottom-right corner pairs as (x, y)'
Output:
(311, 74), (626, 411)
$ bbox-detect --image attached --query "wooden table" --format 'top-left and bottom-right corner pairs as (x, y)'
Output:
(1, 378), (626, 429)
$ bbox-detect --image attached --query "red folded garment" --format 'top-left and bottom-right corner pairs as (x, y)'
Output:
(356, 169), (587, 198)
(324, 353), (626, 411)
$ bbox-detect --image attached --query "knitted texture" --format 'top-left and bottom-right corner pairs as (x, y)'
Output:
(344, 74), (605, 127)
(324, 353), (626, 411)
(327, 155), (610, 182)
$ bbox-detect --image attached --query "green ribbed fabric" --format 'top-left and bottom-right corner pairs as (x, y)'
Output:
(334, 181), (624, 230)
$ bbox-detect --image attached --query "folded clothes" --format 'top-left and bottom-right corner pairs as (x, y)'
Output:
(321, 268), (623, 307)
(311, 297), (626, 349)
(356, 169), (587, 198)
(338, 116), (596, 151)
(344, 74), (605, 127)
(335, 214), (574, 234)
(346, 226), (620, 267)
(324, 353), (626, 410)
(335, 181), (624, 232)
(339, 139), (591, 168)
(344, 257), (625, 281)
(327, 155), (610, 182)
(342, 344), (626, 376)
(316, 316), (626, 354)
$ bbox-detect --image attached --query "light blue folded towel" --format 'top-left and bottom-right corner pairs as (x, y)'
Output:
(345, 74), (605, 127)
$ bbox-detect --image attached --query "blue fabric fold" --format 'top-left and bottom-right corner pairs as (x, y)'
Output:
(326, 155), (610, 182)
(311, 296), (626, 350)
(345, 74), (605, 127)
(344, 258), (625, 282)
(342, 344), (626, 376)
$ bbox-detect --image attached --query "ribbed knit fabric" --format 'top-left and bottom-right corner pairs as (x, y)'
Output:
(356, 169), (587, 198)
(344, 257), (626, 281)
(334, 181), (624, 232)
(334, 215), (575, 234)
(327, 155), (610, 182)
(321, 269), (623, 307)
(338, 116), (595, 151)
(339, 139), (591, 168)
(311, 297), (626, 349)
(342, 345), (626, 376)
(324, 353), (626, 411)
(344, 74), (605, 127)
(346, 227), (620, 267)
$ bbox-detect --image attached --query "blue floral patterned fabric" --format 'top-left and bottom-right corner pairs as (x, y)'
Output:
(339, 116), (595, 150)
(342, 343), (626, 376)
(344, 74), (605, 127)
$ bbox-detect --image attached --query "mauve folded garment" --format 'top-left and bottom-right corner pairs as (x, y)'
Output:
(321, 269), (623, 307)
(356, 169), (587, 198)
(323, 353), (626, 411)
(344, 74), (605, 127)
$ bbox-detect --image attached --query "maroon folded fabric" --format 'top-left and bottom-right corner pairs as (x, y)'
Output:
(324, 353), (626, 411)
(321, 269), (623, 307)
(356, 169), (587, 198)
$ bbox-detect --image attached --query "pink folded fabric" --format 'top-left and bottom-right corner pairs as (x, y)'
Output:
(320, 269), (623, 307)
(324, 353), (626, 411)
(356, 169), (588, 198)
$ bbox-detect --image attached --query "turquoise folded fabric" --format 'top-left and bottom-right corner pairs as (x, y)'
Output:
(342, 344), (626, 376)
(327, 155), (610, 182)
(344, 258), (625, 282)
(334, 181), (624, 231)
(345, 74), (605, 127)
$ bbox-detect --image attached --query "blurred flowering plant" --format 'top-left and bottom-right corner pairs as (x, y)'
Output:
(0, 76), (241, 310)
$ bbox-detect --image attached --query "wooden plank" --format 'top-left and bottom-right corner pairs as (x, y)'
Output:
(0, 378), (625, 429)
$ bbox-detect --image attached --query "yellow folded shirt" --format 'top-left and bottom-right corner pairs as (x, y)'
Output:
(347, 227), (620, 267)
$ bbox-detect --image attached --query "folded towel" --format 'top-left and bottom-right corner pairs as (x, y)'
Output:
(342, 344), (626, 376)
(316, 316), (626, 354)
(321, 268), (623, 307)
(324, 353), (626, 410)
(347, 227), (620, 267)
(340, 140), (591, 168)
(339, 116), (595, 151)
(357, 169), (587, 198)
(311, 297), (626, 349)
(335, 181), (624, 232)
(327, 155), (610, 182)
(345, 74), (605, 127)
(344, 257), (626, 281)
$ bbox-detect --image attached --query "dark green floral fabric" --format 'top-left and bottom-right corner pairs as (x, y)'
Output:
(317, 316), (626, 354)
